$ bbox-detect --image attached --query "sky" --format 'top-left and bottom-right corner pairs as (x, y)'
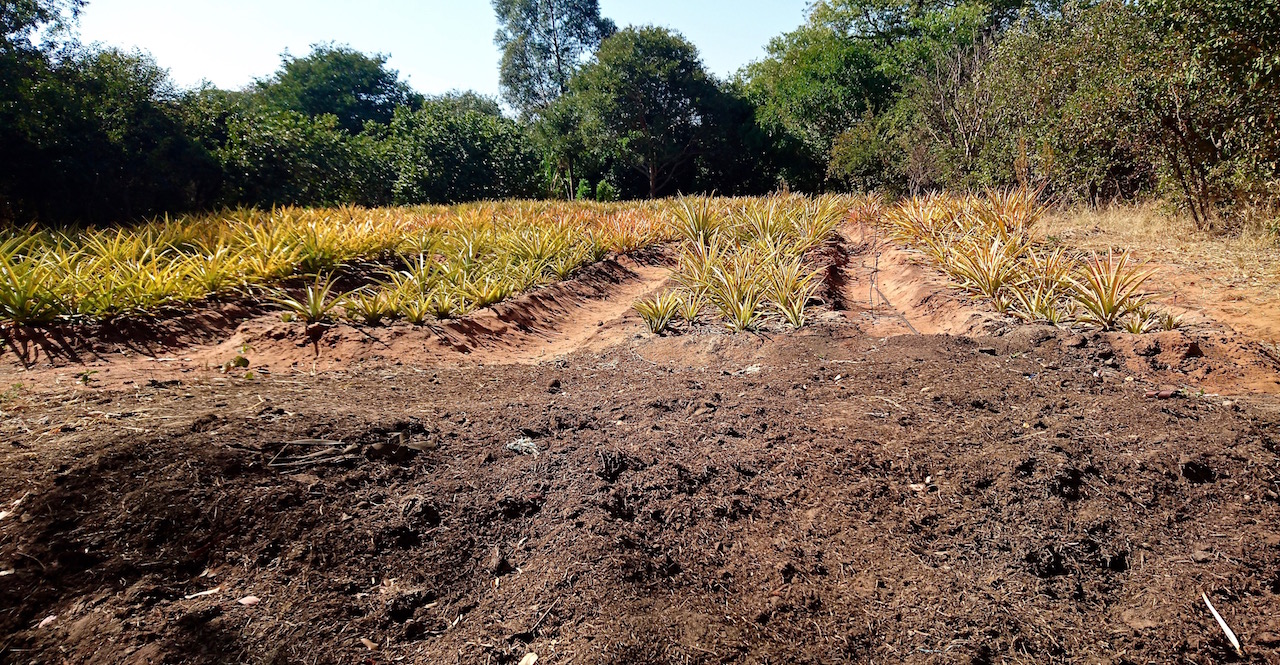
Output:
(73, 0), (812, 95)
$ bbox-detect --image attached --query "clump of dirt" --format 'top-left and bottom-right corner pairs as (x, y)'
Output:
(1107, 328), (1280, 394)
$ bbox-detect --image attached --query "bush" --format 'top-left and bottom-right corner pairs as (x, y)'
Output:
(2, 47), (221, 223)
(595, 180), (619, 201)
(828, 114), (894, 192)
(218, 108), (387, 207)
(388, 100), (542, 204)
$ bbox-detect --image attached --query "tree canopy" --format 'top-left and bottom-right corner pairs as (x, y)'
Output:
(572, 27), (717, 198)
(492, 0), (615, 116)
(1, 0), (83, 47)
(0, 0), (1275, 230)
(255, 44), (422, 133)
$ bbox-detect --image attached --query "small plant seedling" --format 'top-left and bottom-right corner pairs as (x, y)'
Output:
(1068, 250), (1156, 330)
(768, 258), (821, 328)
(0, 383), (24, 402)
(270, 275), (346, 326)
(76, 371), (99, 386)
(343, 289), (395, 326)
(635, 291), (682, 334)
(677, 292), (703, 325)
(1158, 310), (1184, 330)
(222, 355), (250, 373)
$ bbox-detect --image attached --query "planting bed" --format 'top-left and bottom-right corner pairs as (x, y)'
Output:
(2, 222), (1280, 664)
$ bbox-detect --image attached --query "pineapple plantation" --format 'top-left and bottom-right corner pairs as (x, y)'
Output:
(4, 0), (1277, 659)
(0, 190), (1196, 343)
(2, 194), (1279, 665)
(0, 202), (668, 328)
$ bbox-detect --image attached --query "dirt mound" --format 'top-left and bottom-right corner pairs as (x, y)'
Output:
(0, 300), (265, 368)
(1105, 328), (1280, 395)
(838, 230), (1005, 337)
(192, 252), (672, 373)
(2, 325), (1279, 663)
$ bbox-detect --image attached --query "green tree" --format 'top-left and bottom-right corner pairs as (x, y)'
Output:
(532, 91), (599, 198)
(573, 27), (718, 198)
(492, 0), (615, 116)
(692, 81), (780, 196)
(742, 0), (1039, 189)
(388, 97), (542, 204)
(1, 0), (84, 220)
(1, 0), (81, 46)
(5, 47), (220, 222)
(971, 3), (1158, 201)
(256, 44), (421, 134)
(741, 25), (892, 190)
(494, 0), (614, 198)
(218, 108), (386, 207)
(962, 0), (1277, 225)
(1134, 0), (1279, 227)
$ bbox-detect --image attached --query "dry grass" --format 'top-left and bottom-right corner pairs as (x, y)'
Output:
(1039, 204), (1279, 289)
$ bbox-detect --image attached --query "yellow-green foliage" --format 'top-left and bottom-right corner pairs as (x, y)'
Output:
(634, 291), (682, 334)
(878, 188), (1172, 332)
(639, 194), (849, 333)
(0, 200), (675, 326)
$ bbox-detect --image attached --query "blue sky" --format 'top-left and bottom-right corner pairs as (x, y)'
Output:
(74, 0), (811, 95)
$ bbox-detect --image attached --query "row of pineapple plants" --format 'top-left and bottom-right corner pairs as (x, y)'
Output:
(877, 189), (1179, 333)
(634, 195), (849, 334)
(0, 202), (671, 328)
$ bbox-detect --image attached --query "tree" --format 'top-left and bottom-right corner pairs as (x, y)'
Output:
(492, 0), (615, 116)
(388, 98), (542, 204)
(691, 81), (779, 196)
(741, 25), (892, 190)
(573, 27), (718, 198)
(1, 0), (85, 220)
(1136, 0), (1280, 228)
(4, 47), (220, 222)
(256, 44), (421, 134)
(218, 108), (386, 207)
(969, 3), (1160, 202)
(1, 0), (83, 47)
(741, 0), (1040, 189)
(532, 93), (595, 198)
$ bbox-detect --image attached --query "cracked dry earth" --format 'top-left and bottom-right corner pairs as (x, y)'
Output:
(2, 316), (1280, 665)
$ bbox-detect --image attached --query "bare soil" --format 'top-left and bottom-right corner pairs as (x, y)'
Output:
(2, 230), (1280, 664)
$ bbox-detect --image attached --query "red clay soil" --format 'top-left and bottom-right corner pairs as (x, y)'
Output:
(2, 233), (1280, 664)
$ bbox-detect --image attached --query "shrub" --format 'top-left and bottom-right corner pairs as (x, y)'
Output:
(635, 291), (682, 334)
(595, 180), (619, 202)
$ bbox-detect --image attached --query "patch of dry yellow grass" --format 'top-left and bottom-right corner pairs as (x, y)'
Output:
(1039, 204), (1279, 289)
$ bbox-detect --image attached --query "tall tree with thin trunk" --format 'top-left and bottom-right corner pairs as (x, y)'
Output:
(492, 0), (615, 117)
(493, 0), (613, 197)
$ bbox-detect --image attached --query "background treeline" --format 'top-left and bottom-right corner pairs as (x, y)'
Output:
(1, 0), (1276, 231)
